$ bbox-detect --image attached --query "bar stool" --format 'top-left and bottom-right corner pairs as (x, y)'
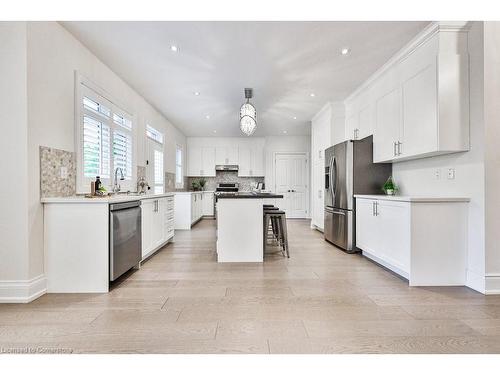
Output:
(263, 209), (289, 258)
(263, 206), (279, 243)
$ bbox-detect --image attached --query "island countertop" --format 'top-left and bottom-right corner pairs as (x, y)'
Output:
(216, 192), (284, 199)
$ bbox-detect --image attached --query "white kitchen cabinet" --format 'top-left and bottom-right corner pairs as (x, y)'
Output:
(238, 144), (264, 177)
(142, 195), (175, 259)
(216, 146), (238, 165)
(202, 192), (214, 216)
(355, 195), (468, 286)
(346, 23), (470, 163)
(187, 142), (216, 177)
(174, 192), (203, 229)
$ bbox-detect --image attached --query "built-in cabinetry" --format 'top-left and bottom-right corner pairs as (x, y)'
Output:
(355, 195), (469, 286)
(186, 137), (265, 177)
(174, 192), (205, 229)
(310, 103), (344, 230)
(344, 22), (470, 163)
(141, 195), (174, 259)
(202, 191), (215, 216)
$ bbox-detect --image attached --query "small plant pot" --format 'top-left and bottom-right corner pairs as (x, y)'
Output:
(385, 189), (395, 196)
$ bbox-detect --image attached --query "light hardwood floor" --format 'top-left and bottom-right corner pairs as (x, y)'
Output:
(2, 219), (500, 354)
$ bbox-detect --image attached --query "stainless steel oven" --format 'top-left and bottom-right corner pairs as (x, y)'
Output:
(109, 200), (142, 281)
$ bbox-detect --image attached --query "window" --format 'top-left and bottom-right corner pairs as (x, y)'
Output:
(77, 78), (135, 192)
(175, 144), (183, 188)
(146, 125), (164, 144)
(153, 149), (164, 194)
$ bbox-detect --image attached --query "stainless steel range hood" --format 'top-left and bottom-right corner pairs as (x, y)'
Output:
(215, 165), (239, 171)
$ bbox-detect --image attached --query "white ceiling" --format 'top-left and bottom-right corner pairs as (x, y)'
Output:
(62, 21), (429, 137)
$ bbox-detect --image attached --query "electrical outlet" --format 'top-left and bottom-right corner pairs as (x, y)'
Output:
(60, 166), (68, 179)
(447, 168), (456, 180)
(434, 169), (441, 180)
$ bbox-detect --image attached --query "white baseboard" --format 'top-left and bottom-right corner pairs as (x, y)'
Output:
(466, 269), (486, 294)
(485, 273), (500, 295)
(0, 274), (47, 303)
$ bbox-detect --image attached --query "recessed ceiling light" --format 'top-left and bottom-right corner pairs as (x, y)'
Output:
(194, 91), (200, 96)
(283, 130), (288, 134)
(293, 116), (297, 120)
(213, 130), (217, 133)
(310, 93), (315, 97)
(170, 45), (179, 52)
(205, 115), (210, 119)
(341, 47), (351, 55)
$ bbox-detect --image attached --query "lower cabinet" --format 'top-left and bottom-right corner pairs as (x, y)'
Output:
(174, 192), (204, 230)
(202, 192), (214, 216)
(141, 195), (175, 259)
(355, 196), (468, 286)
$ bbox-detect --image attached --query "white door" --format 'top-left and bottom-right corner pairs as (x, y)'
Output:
(274, 153), (309, 218)
(141, 199), (155, 257)
(312, 161), (324, 229)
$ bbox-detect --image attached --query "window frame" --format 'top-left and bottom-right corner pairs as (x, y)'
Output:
(175, 144), (184, 189)
(75, 73), (137, 194)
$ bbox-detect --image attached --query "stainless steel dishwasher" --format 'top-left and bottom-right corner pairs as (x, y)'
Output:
(109, 200), (142, 281)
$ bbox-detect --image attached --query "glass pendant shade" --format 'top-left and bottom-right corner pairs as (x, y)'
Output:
(240, 102), (256, 119)
(240, 115), (257, 136)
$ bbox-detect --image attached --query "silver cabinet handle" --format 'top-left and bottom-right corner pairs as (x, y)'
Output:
(398, 142), (402, 156)
(393, 142), (397, 157)
(375, 201), (379, 216)
(372, 201), (375, 216)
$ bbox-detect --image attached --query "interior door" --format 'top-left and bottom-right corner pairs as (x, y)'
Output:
(274, 153), (309, 218)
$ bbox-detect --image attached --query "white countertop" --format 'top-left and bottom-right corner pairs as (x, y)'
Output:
(354, 194), (470, 203)
(41, 192), (175, 204)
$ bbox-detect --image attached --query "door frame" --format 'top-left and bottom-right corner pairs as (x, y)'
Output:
(273, 152), (310, 219)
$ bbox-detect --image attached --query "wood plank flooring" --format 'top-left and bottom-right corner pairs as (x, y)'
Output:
(2, 219), (500, 354)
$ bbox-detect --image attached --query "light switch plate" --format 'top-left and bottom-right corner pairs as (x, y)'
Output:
(60, 166), (68, 179)
(447, 168), (455, 180)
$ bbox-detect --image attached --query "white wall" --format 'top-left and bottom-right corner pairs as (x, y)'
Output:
(483, 21), (500, 292)
(0, 22), (30, 283)
(392, 22), (486, 292)
(6, 22), (186, 290)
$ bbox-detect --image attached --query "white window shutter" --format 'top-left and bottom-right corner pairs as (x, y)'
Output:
(83, 115), (110, 178)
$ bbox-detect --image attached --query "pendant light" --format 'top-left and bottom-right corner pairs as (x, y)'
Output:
(239, 88), (256, 136)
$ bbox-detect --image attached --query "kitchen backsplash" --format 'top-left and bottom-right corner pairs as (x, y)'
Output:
(188, 171), (264, 191)
(40, 146), (76, 198)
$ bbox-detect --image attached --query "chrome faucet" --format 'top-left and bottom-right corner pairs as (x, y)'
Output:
(113, 167), (125, 193)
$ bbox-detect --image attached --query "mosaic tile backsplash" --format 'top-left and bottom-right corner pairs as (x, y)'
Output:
(188, 171), (264, 191)
(40, 146), (76, 198)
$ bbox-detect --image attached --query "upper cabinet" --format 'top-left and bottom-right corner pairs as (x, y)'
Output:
(187, 137), (265, 177)
(345, 22), (470, 163)
(215, 146), (238, 165)
(238, 142), (265, 177)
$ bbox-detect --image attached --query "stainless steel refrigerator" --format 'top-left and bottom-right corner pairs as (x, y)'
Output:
(324, 136), (391, 253)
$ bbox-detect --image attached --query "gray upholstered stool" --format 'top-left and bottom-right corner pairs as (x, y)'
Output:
(263, 209), (289, 258)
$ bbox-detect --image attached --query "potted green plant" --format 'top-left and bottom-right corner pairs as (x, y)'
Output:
(382, 176), (398, 196)
(198, 178), (206, 191)
(191, 180), (200, 191)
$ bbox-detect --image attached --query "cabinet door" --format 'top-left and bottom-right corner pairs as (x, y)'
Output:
(187, 147), (202, 176)
(164, 196), (174, 240)
(152, 199), (165, 249)
(345, 111), (358, 140)
(374, 87), (401, 162)
(355, 199), (378, 251)
(251, 145), (265, 176)
(227, 147), (239, 164)
(358, 104), (373, 139)
(191, 194), (196, 223)
(141, 199), (155, 257)
(201, 147), (216, 177)
(215, 147), (226, 165)
(377, 200), (410, 273)
(238, 147), (251, 176)
(401, 63), (438, 157)
(312, 161), (324, 229)
(203, 192), (214, 216)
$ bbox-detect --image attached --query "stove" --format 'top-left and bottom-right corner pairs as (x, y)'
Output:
(215, 182), (239, 194)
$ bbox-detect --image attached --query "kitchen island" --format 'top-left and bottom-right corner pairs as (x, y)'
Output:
(216, 193), (283, 262)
